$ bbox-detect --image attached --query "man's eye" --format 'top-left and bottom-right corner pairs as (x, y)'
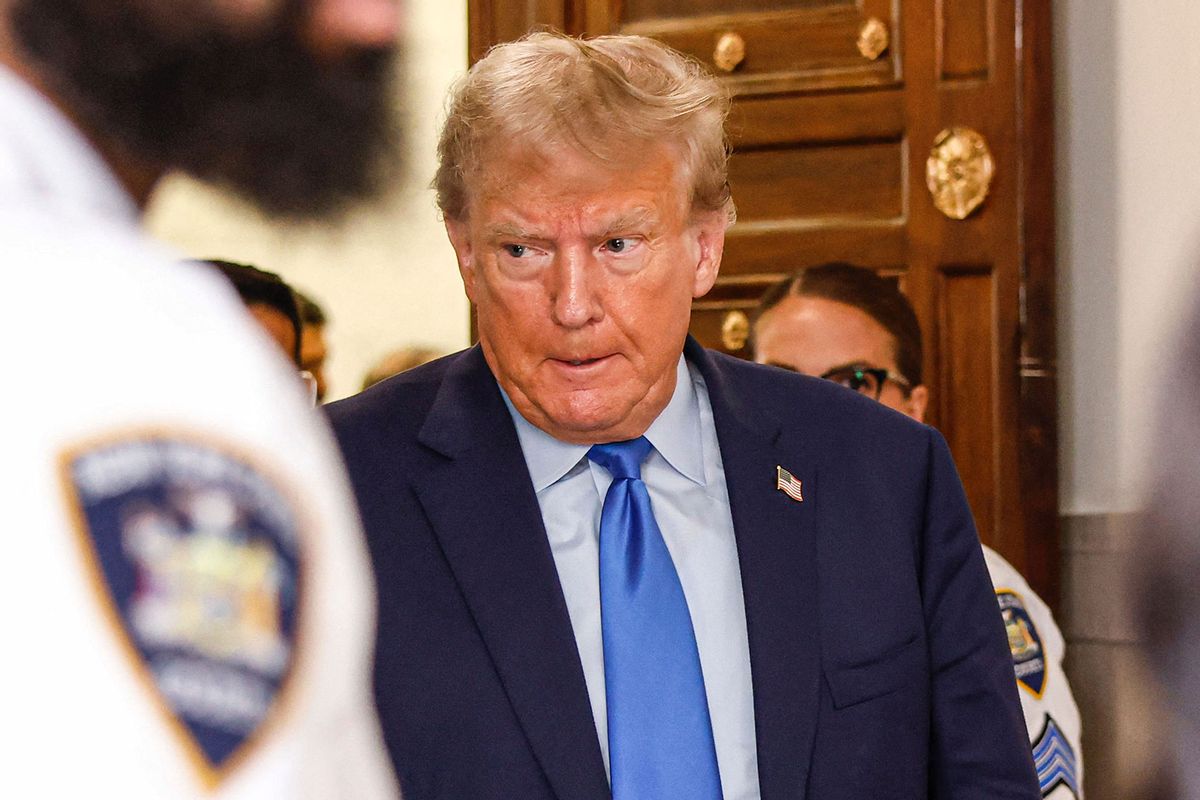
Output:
(605, 238), (630, 253)
(503, 244), (527, 258)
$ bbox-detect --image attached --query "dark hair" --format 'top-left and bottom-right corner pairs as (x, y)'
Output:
(754, 262), (924, 388)
(295, 291), (328, 327)
(194, 259), (302, 366)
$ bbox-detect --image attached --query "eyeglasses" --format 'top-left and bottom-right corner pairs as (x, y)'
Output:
(819, 365), (911, 400)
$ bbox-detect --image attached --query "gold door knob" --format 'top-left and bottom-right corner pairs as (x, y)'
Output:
(714, 32), (746, 73)
(857, 18), (890, 61)
(721, 310), (751, 351)
(925, 126), (995, 220)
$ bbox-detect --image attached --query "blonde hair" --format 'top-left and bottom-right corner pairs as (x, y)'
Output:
(435, 31), (735, 225)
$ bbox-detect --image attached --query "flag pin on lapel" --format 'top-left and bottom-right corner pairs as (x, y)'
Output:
(776, 466), (804, 503)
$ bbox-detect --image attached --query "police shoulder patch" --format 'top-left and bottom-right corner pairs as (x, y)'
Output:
(1032, 714), (1081, 798)
(60, 431), (306, 789)
(996, 588), (1047, 697)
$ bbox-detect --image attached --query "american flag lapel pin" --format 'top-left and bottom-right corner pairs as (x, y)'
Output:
(776, 465), (804, 503)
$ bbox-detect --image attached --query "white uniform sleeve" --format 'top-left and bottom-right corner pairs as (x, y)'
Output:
(984, 545), (1084, 799)
(4, 221), (399, 799)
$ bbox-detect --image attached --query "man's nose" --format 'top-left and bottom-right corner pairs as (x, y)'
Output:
(549, 248), (603, 329)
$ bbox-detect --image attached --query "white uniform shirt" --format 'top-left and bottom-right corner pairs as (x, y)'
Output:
(503, 356), (761, 800)
(0, 67), (398, 798)
(984, 546), (1084, 799)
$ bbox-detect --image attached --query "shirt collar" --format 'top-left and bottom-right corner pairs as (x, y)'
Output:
(0, 65), (140, 228)
(643, 355), (705, 486)
(500, 354), (706, 492)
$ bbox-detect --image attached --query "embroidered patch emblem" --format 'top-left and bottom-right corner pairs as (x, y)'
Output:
(1032, 715), (1080, 798)
(62, 434), (304, 787)
(996, 589), (1047, 697)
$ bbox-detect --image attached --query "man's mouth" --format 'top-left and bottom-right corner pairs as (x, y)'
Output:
(551, 354), (613, 370)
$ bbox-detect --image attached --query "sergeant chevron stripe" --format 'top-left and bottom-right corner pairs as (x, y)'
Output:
(1031, 715), (1080, 798)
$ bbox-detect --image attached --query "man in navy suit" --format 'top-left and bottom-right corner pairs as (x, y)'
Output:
(329, 31), (1040, 800)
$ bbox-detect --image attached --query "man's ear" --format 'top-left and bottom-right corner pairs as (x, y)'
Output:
(691, 209), (727, 299)
(444, 218), (477, 303)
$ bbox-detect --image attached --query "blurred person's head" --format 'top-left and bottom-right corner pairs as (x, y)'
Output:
(752, 262), (929, 422)
(199, 259), (302, 365)
(436, 32), (733, 444)
(296, 291), (330, 402)
(1137, 298), (1200, 799)
(361, 345), (444, 391)
(3, 0), (402, 217)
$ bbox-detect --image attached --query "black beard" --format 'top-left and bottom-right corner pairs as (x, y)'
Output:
(10, 0), (401, 219)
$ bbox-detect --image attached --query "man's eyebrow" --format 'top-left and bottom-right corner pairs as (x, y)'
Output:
(484, 222), (539, 240)
(482, 208), (662, 240)
(600, 207), (658, 235)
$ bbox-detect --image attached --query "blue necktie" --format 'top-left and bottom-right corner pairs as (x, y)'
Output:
(588, 437), (722, 800)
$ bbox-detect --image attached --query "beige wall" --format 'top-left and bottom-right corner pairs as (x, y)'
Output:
(145, 0), (471, 402)
(1054, 1), (1200, 796)
(1110, 0), (1200, 510)
(1057, 0), (1200, 516)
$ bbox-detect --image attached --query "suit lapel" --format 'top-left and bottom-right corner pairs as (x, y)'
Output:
(688, 339), (821, 800)
(413, 347), (610, 800)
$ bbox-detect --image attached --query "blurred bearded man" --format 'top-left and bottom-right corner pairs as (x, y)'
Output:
(329, 32), (1040, 800)
(2, 0), (402, 796)
(5, 0), (399, 215)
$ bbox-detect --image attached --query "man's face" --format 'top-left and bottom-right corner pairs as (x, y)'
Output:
(299, 323), (329, 402)
(446, 144), (725, 445)
(247, 302), (299, 364)
(122, 0), (399, 55)
(753, 294), (928, 422)
(10, 0), (402, 217)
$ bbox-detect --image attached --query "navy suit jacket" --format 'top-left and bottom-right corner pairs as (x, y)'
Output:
(328, 338), (1039, 800)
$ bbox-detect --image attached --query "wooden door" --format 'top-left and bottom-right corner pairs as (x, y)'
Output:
(468, 0), (1059, 602)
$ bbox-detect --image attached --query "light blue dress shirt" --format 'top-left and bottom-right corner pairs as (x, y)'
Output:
(502, 356), (761, 800)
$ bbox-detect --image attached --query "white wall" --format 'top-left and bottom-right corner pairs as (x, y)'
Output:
(1056, 0), (1200, 515)
(145, 0), (471, 402)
